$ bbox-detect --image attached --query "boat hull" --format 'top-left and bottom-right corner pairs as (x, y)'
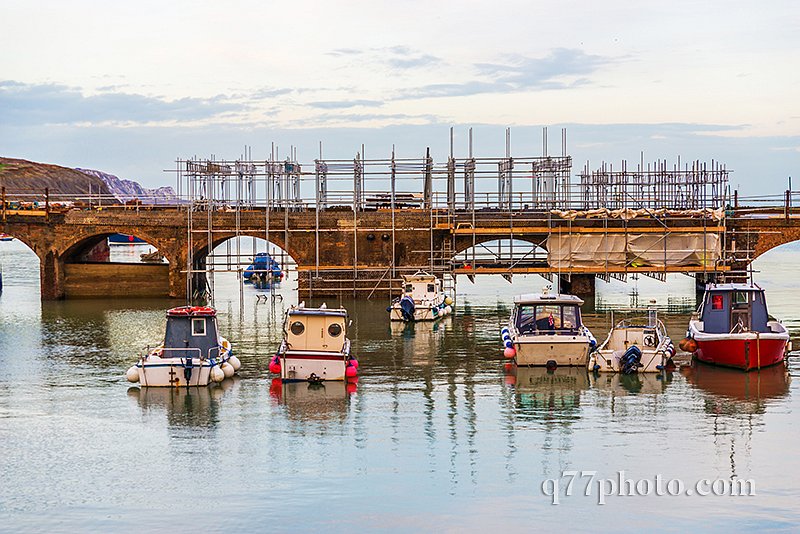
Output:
(513, 335), (591, 367)
(693, 336), (787, 371)
(137, 350), (231, 387)
(280, 350), (349, 382)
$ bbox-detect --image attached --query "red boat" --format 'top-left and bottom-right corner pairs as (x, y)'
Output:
(687, 283), (789, 371)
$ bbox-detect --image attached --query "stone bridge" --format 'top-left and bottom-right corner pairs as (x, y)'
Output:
(2, 205), (797, 300)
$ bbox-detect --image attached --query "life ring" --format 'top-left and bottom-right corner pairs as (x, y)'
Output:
(643, 335), (656, 347)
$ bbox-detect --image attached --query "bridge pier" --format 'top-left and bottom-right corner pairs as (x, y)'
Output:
(559, 274), (596, 304)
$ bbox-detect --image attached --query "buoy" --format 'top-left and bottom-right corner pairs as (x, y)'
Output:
(228, 355), (242, 372)
(345, 365), (358, 378)
(221, 362), (235, 379)
(592, 364), (601, 372)
(210, 365), (225, 383)
(679, 337), (697, 353)
(349, 358), (359, 369)
(504, 339), (513, 349)
(268, 361), (281, 375)
(444, 296), (453, 306)
(445, 305), (452, 315)
(126, 366), (140, 383)
(504, 347), (516, 359)
(546, 360), (558, 370)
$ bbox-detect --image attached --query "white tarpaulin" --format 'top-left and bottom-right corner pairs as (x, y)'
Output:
(547, 233), (721, 269)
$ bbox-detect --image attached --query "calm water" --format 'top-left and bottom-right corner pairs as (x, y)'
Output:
(1, 240), (799, 532)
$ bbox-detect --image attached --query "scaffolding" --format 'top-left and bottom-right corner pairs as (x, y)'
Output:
(175, 128), (731, 304)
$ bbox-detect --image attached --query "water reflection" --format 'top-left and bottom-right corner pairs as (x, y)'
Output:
(126, 381), (236, 429)
(270, 378), (355, 422)
(589, 370), (674, 396)
(681, 362), (791, 415)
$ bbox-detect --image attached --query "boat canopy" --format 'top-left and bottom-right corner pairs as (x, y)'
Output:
(514, 293), (584, 306)
(285, 305), (348, 352)
(699, 284), (770, 334)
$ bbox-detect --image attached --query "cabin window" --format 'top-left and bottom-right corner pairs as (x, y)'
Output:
(711, 295), (724, 310)
(427, 284), (435, 293)
(328, 323), (342, 337)
(290, 321), (305, 335)
(192, 318), (206, 336)
(535, 305), (562, 330)
(405, 284), (413, 293)
(562, 306), (578, 330)
(733, 292), (749, 306)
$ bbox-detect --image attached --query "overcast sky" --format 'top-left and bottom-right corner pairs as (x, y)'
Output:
(1, 0), (798, 195)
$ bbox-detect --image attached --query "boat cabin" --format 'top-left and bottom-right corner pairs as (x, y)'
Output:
(285, 305), (348, 352)
(163, 306), (221, 360)
(698, 284), (771, 334)
(402, 273), (441, 302)
(512, 292), (584, 335)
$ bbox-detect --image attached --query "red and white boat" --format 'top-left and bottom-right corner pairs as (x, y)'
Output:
(686, 283), (789, 371)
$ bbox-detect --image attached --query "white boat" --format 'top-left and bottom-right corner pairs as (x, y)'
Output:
(502, 287), (596, 367)
(270, 302), (358, 382)
(389, 271), (453, 321)
(588, 310), (675, 373)
(125, 306), (240, 387)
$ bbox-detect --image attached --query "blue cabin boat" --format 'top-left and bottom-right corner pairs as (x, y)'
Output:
(108, 233), (145, 245)
(244, 252), (283, 286)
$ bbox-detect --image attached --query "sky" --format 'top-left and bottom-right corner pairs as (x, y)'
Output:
(1, 0), (798, 196)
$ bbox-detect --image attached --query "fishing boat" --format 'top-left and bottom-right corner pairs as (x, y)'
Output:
(588, 309), (675, 373)
(0, 233), (13, 242)
(388, 271), (453, 321)
(108, 233), (145, 245)
(501, 286), (596, 367)
(125, 306), (240, 386)
(269, 302), (358, 382)
(244, 252), (283, 287)
(684, 282), (789, 371)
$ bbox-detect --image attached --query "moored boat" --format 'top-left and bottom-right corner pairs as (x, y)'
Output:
(244, 252), (283, 287)
(685, 283), (789, 371)
(269, 302), (358, 382)
(501, 286), (596, 367)
(589, 310), (675, 373)
(389, 271), (453, 321)
(108, 233), (145, 245)
(0, 233), (13, 242)
(125, 306), (240, 386)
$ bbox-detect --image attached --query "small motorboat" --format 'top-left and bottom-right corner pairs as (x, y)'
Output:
(269, 302), (358, 382)
(685, 282), (789, 371)
(0, 233), (13, 242)
(501, 286), (596, 367)
(244, 252), (283, 287)
(108, 233), (145, 245)
(125, 306), (240, 386)
(589, 310), (675, 373)
(389, 271), (453, 321)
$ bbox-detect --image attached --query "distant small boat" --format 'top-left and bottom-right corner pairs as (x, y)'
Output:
(502, 286), (596, 367)
(126, 306), (240, 387)
(684, 282), (789, 371)
(108, 233), (145, 245)
(388, 271), (453, 321)
(269, 302), (358, 382)
(589, 310), (675, 373)
(0, 233), (13, 242)
(244, 252), (283, 286)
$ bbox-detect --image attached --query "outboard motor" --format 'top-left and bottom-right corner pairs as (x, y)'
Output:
(183, 356), (194, 383)
(619, 345), (642, 374)
(400, 295), (416, 322)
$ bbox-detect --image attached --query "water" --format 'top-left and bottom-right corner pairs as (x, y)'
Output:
(1, 239), (799, 532)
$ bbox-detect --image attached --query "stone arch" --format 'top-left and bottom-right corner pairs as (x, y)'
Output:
(60, 229), (177, 265)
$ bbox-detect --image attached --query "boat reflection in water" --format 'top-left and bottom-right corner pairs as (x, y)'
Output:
(505, 365), (589, 422)
(589, 369), (674, 396)
(126, 377), (239, 428)
(681, 361), (791, 414)
(269, 378), (356, 422)
(389, 319), (449, 367)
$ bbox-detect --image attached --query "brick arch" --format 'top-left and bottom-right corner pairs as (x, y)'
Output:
(59, 229), (178, 265)
(190, 231), (299, 265)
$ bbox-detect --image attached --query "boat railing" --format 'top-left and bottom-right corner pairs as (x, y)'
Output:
(151, 347), (203, 360)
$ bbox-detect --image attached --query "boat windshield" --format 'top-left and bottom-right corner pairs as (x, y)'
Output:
(516, 304), (580, 334)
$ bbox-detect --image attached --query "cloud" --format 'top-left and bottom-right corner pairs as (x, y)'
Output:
(308, 99), (384, 109)
(396, 48), (615, 99)
(0, 80), (246, 126)
(327, 45), (442, 70)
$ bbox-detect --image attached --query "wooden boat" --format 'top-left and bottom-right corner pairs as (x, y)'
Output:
(389, 271), (453, 321)
(125, 306), (240, 386)
(589, 310), (675, 373)
(269, 303), (358, 382)
(502, 286), (596, 367)
(686, 283), (789, 371)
